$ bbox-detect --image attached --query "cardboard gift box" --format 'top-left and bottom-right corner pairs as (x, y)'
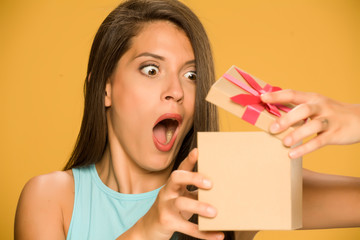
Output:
(198, 66), (302, 230)
(198, 132), (302, 230)
(205, 65), (297, 140)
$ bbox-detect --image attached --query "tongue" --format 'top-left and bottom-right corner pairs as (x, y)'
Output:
(153, 124), (167, 144)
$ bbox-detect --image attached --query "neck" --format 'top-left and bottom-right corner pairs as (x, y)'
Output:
(95, 143), (172, 194)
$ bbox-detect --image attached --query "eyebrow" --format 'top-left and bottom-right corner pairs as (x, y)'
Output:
(184, 59), (196, 66)
(134, 52), (165, 61)
(134, 52), (196, 67)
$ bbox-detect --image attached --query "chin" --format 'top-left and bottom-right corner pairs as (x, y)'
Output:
(145, 162), (173, 173)
(143, 152), (176, 172)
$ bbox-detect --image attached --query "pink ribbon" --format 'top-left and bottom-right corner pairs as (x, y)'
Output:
(223, 67), (291, 125)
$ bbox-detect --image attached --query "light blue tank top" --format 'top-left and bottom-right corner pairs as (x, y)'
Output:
(66, 164), (163, 240)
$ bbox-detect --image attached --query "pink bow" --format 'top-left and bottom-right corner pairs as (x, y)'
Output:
(223, 68), (291, 125)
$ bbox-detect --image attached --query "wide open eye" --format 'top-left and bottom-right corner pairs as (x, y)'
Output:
(140, 64), (159, 77)
(184, 71), (197, 81)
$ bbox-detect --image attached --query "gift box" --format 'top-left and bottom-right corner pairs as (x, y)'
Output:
(198, 132), (302, 230)
(198, 66), (303, 230)
(205, 65), (298, 140)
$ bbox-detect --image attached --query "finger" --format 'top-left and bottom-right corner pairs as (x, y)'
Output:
(178, 148), (198, 171)
(261, 89), (316, 105)
(175, 220), (224, 240)
(164, 170), (212, 194)
(270, 103), (318, 134)
(282, 117), (329, 147)
(288, 132), (329, 159)
(174, 196), (217, 218)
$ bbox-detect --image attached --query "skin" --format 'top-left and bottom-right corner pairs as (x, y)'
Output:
(14, 22), (360, 240)
(261, 90), (360, 159)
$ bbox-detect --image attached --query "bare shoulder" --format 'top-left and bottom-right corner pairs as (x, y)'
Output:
(15, 170), (75, 240)
(18, 170), (74, 207)
(23, 170), (73, 194)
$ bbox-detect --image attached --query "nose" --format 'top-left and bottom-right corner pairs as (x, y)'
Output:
(161, 74), (184, 103)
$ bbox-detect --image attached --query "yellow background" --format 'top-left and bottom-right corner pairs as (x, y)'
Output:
(1, 0), (359, 239)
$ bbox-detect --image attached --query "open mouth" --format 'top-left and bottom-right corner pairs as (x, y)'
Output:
(153, 114), (182, 152)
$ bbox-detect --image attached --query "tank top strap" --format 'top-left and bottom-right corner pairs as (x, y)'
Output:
(66, 165), (93, 240)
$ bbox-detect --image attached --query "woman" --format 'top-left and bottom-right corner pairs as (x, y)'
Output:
(15, 0), (223, 239)
(14, 0), (360, 239)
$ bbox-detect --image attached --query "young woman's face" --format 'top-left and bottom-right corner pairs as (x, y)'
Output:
(105, 21), (196, 172)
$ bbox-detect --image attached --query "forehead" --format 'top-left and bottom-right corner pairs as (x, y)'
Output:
(126, 20), (194, 60)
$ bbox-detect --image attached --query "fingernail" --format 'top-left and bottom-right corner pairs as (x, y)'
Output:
(270, 123), (280, 133)
(206, 206), (217, 216)
(289, 150), (298, 159)
(283, 136), (292, 146)
(203, 179), (212, 188)
(261, 93), (269, 101)
(216, 232), (224, 240)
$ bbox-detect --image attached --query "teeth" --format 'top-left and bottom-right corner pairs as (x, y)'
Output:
(166, 128), (174, 144)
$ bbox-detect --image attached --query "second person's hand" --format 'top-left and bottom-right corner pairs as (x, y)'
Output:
(261, 89), (360, 159)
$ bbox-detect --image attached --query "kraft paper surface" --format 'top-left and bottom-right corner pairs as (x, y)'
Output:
(206, 65), (300, 140)
(198, 132), (302, 230)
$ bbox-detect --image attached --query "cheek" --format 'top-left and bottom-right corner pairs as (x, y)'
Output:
(111, 81), (143, 112)
(110, 84), (140, 132)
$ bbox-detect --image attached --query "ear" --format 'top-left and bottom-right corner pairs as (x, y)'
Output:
(105, 81), (112, 107)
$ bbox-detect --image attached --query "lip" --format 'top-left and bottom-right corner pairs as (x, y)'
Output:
(153, 113), (183, 152)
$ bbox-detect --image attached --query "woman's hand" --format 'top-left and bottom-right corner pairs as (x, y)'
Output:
(261, 89), (360, 159)
(120, 148), (224, 240)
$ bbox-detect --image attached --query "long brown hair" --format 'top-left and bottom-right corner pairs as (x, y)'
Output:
(64, 0), (233, 239)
